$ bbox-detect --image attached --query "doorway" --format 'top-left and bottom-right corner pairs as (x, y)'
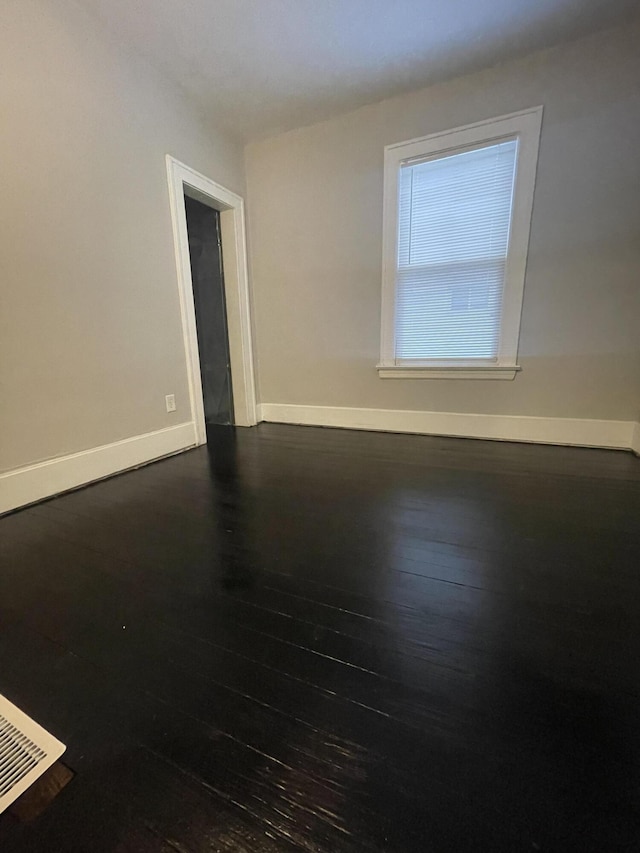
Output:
(184, 196), (234, 427)
(165, 156), (257, 444)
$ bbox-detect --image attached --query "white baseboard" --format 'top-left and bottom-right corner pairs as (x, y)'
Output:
(258, 404), (639, 452)
(0, 422), (197, 515)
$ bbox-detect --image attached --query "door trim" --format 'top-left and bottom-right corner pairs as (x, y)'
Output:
(166, 156), (257, 441)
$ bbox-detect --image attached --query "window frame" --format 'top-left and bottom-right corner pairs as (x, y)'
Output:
(378, 106), (543, 380)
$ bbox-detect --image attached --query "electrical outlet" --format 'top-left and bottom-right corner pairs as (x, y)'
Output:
(165, 394), (176, 413)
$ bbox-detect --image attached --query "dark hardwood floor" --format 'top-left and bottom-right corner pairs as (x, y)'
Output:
(1, 423), (639, 852)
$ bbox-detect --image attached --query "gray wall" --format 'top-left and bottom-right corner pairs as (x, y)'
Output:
(245, 21), (640, 422)
(0, 0), (245, 473)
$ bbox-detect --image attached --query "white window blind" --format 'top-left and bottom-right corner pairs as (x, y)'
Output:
(395, 139), (518, 361)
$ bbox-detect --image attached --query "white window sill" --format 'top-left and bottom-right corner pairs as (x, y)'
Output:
(376, 364), (521, 380)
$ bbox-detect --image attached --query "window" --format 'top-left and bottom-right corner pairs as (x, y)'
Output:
(379, 107), (542, 379)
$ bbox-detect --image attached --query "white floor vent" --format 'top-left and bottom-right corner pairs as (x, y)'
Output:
(0, 695), (66, 813)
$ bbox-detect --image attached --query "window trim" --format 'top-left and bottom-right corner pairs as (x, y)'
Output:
(378, 106), (543, 379)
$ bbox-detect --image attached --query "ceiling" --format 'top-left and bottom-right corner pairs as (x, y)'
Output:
(81, 0), (638, 141)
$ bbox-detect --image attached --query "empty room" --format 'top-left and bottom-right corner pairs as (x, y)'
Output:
(1, 0), (639, 850)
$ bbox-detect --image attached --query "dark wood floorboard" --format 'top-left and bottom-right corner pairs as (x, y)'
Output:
(1, 423), (640, 851)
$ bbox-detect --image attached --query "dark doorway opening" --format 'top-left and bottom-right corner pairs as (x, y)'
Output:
(184, 195), (234, 429)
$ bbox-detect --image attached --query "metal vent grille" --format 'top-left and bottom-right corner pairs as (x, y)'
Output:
(0, 714), (47, 796)
(0, 695), (66, 813)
